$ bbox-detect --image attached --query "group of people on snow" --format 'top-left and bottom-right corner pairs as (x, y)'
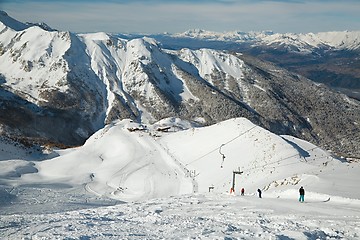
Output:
(237, 187), (260, 197)
(237, 188), (262, 198)
(237, 186), (305, 202)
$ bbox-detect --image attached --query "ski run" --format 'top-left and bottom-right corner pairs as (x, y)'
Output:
(1, 118), (360, 239)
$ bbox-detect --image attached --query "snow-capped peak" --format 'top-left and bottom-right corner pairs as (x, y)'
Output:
(171, 29), (360, 50)
(1, 12), (359, 159)
(175, 29), (274, 42)
(0, 10), (29, 31)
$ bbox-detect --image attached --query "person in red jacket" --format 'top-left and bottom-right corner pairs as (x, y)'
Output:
(299, 186), (305, 202)
(241, 188), (245, 196)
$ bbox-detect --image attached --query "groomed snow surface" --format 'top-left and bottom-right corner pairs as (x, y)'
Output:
(1, 118), (360, 239)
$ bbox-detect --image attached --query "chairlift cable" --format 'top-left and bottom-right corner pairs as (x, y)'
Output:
(185, 125), (257, 167)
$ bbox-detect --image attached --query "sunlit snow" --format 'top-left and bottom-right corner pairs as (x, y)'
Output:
(1, 118), (360, 239)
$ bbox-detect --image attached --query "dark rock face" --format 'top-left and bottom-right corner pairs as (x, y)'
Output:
(0, 87), (87, 147)
(229, 54), (360, 158)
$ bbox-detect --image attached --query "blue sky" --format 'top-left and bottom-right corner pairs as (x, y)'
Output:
(1, 0), (359, 34)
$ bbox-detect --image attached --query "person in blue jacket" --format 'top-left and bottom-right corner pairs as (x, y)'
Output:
(299, 186), (305, 202)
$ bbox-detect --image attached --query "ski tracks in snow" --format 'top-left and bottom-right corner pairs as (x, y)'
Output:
(84, 130), (194, 201)
(152, 134), (199, 193)
(1, 193), (359, 239)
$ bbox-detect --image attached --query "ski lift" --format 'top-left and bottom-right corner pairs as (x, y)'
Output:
(219, 144), (226, 168)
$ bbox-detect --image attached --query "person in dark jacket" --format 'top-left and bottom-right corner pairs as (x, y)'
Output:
(299, 186), (305, 202)
(241, 188), (245, 196)
(257, 188), (262, 198)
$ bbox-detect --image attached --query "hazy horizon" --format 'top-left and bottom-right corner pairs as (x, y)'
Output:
(1, 0), (360, 34)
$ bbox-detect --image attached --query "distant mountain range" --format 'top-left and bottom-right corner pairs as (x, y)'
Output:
(141, 29), (360, 99)
(0, 11), (359, 158)
(170, 29), (360, 50)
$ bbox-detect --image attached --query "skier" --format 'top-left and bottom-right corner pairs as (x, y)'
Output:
(241, 188), (245, 196)
(299, 186), (305, 202)
(257, 188), (262, 198)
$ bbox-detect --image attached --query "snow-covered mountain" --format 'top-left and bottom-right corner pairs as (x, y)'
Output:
(1, 117), (360, 239)
(0, 12), (359, 158)
(151, 29), (360, 95)
(0, 11), (55, 31)
(1, 12), (360, 239)
(170, 29), (360, 51)
(0, 117), (348, 201)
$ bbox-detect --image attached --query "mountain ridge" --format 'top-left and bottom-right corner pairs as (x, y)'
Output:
(170, 29), (360, 50)
(147, 29), (360, 96)
(0, 12), (359, 159)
